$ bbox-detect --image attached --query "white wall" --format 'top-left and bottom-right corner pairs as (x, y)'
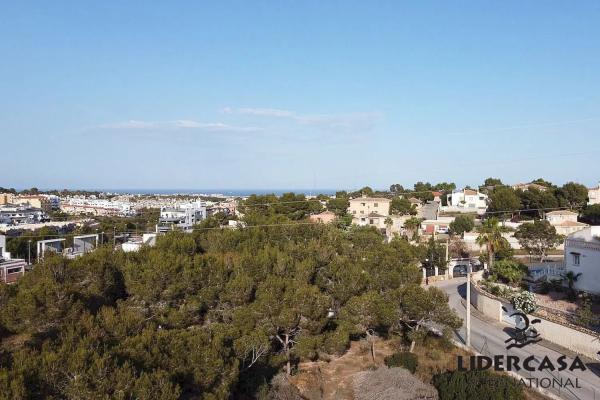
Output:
(565, 244), (600, 295)
(0, 234), (5, 258)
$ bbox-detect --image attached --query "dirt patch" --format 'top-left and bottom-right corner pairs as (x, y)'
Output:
(291, 338), (396, 400)
(1, 333), (30, 352)
(353, 367), (438, 400)
(290, 337), (552, 400)
(535, 291), (600, 314)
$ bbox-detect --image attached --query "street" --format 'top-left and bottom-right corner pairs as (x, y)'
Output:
(433, 278), (600, 400)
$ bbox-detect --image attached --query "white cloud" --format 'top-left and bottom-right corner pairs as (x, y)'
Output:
(96, 119), (261, 133)
(231, 107), (296, 118)
(222, 107), (382, 134)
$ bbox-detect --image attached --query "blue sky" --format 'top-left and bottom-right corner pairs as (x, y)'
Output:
(2, 1), (599, 191)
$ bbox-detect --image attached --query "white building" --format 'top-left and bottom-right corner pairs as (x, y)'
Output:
(545, 210), (588, 236)
(41, 194), (61, 209)
(36, 238), (65, 261)
(445, 189), (488, 211)
(156, 201), (206, 233)
(0, 203), (48, 226)
(588, 183), (600, 205)
(61, 198), (134, 216)
(511, 182), (548, 192)
(0, 235), (27, 283)
(122, 233), (158, 252)
(64, 234), (100, 258)
(564, 226), (600, 295)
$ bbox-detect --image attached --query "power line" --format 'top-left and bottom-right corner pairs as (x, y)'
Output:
(484, 205), (584, 215)
(2, 221), (322, 239)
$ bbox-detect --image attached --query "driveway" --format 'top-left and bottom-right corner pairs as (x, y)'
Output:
(419, 201), (439, 220)
(432, 278), (600, 400)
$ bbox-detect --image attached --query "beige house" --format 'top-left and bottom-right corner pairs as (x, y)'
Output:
(13, 195), (52, 213)
(348, 196), (391, 217)
(309, 210), (337, 224)
(353, 213), (409, 237)
(545, 210), (588, 236)
(588, 183), (600, 205)
(0, 193), (15, 205)
(407, 197), (423, 210)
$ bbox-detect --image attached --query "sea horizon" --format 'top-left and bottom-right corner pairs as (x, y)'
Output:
(30, 188), (344, 196)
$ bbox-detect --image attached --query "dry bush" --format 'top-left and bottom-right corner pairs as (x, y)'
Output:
(268, 373), (304, 400)
(352, 367), (438, 400)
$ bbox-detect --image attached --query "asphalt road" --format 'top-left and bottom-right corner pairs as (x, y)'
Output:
(418, 201), (439, 220)
(432, 278), (600, 400)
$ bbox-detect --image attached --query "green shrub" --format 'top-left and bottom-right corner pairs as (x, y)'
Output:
(323, 324), (350, 355)
(491, 259), (527, 286)
(575, 299), (599, 329)
(384, 351), (418, 373)
(433, 370), (524, 400)
(426, 349), (442, 361)
(488, 284), (501, 296)
(538, 281), (551, 294)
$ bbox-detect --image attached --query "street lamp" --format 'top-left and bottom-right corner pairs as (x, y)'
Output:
(466, 262), (471, 347)
(27, 240), (32, 265)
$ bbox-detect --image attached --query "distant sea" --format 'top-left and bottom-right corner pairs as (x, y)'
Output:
(95, 188), (339, 196)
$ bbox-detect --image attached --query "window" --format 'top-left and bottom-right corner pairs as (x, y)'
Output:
(572, 253), (580, 266)
(7, 267), (22, 274)
(369, 219), (374, 224)
(374, 203), (378, 207)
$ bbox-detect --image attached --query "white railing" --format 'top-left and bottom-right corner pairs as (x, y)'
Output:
(566, 238), (600, 251)
(529, 262), (565, 280)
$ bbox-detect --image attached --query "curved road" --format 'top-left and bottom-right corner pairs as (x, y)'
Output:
(433, 278), (600, 400)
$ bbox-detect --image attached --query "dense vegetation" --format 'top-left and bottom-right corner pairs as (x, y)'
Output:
(485, 179), (590, 219)
(383, 351), (418, 373)
(432, 370), (524, 400)
(0, 219), (460, 399)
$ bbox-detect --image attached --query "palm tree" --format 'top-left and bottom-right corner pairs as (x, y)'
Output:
(384, 217), (393, 241)
(561, 271), (582, 300)
(403, 217), (422, 241)
(476, 217), (504, 269)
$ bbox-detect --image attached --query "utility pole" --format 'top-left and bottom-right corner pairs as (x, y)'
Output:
(466, 262), (471, 347)
(444, 239), (449, 279)
(445, 238), (449, 263)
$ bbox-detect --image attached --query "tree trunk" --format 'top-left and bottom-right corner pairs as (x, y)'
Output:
(371, 339), (376, 362)
(285, 334), (291, 376)
(488, 244), (494, 269)
(409, 325), (419, 353)
(366, 331), (376, 362)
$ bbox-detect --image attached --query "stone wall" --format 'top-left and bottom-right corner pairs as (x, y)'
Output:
(470, 283), (503, 322)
